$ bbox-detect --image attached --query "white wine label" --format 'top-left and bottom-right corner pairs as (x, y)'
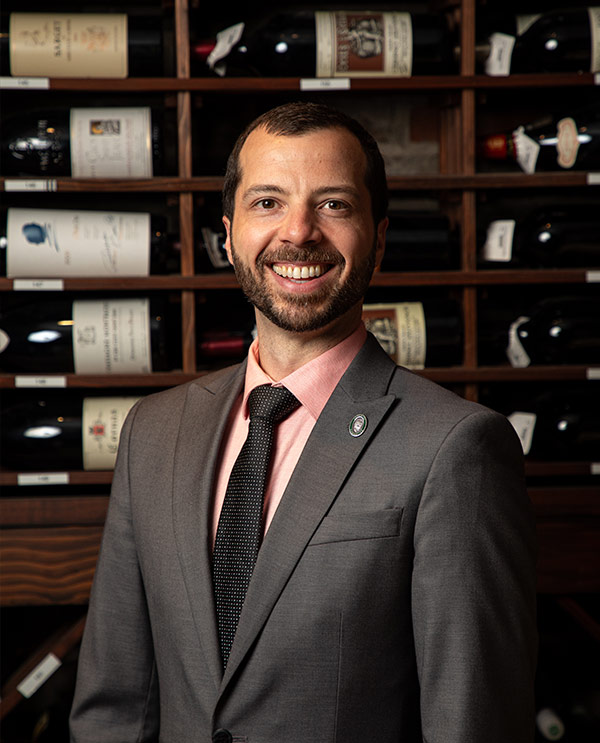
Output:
(556, 117), (580, 169)
(513, 126), (541, 174)
(587, 368), (600, 379)
(7, 208), (151, 278)
(363, 302), (426, 368)
(82, 396), (141, 470)
(0, 329), (10, 354)
(587, 172), (600, 183)
(507, 412), (537, 455)
(591, 463), (600, 475)
(15, 376), (67, 388)
(515, 14), (542, 36)
(17, 653), (62, 698)
(482, 220), (516, 261)
(0, 76), (49, 89)
(207, 22), (245, 76)
(300, 78), (351, 90)
(535, 707), (565, 741)
(70, 107), (153, 178)
(586, 271), (600, 282)
(10, 13), (128, 78)
(13, 279), (64, 291)
(506, 316), (532, 367)
(17, 473), (70, 485)
(72, 298), (152, 374)
(201, 227), (230, 269)
(316, 12), (413, 78)
(590, 8), (600, 73)
(4, 180), (58, 192)
(485, 33), (516, 76)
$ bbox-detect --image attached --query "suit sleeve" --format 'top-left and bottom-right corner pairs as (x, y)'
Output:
(70, 402), (160, 743)
(412, 408), (538, 743)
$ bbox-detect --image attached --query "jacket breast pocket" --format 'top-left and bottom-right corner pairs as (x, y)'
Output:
(308, 508), (403, 546)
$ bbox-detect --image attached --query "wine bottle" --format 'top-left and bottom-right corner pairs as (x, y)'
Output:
(479, 106), (600, 173)
(1, 12), (163, 78)
(502, 388), (600, 461)
(479, 205), (600, 268)
(478, 295), (600, 367)
(1, 106), (165, 177)
(195, 10), (455, 78)
(379, 212), (459, 271)
(486, 7), (600, 76)
(0, 207), (180, 277)
(198, 329), (255, 360)
(362, 299), (462, 368)
(0, 392), (141, 470)
(0, 296), (175, 373)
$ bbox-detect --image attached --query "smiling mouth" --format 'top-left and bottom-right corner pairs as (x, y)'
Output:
(271, 263), (332, 280)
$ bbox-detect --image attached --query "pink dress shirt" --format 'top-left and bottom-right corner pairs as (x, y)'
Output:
(211, 323), (368, 546)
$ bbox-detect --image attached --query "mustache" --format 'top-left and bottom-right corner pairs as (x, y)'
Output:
(257, 246), (343, 266)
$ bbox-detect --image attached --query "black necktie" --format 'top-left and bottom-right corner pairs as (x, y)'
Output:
(213, 383), (300, 668)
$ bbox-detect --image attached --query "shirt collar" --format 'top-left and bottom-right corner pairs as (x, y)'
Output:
(242, 323), (367, 421)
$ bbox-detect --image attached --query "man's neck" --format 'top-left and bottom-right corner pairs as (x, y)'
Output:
(254, 310), (362, 381)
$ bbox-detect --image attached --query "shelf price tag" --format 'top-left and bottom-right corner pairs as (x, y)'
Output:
(13, 279), (64, 291)
(300, 78), (351, 90)
(0, 76), (50, 89)
(17, 473), (70, 486)
(17, 653), (62, 698)
(4, 180), (58, 192)
(15, 376), (68, 388)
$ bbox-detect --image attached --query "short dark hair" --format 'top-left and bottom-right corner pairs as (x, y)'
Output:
(222, 101), (388, 225)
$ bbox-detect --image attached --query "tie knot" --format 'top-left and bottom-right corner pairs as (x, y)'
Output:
(248, 384), (300, 424)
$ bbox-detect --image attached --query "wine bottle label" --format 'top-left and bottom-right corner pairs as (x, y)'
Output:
(362, 302), (426, 368)
(9, 13), (128, 78)
(6, 208), (151, 277)
(201, 227), (230, 269)
(507, 412), (537, 455)
(590, 8), (600, 72)
(485, 33), (516, 76)
(0, 330), (9, 354)
(482, 220), (516, 261)
(206, 22), (244, 76)
(513, 126), (541, 174)
(72, 298), (152, 374)
(556, 117), (580, 169)
(70, 107), (153, 178)
(515, 14), (542, 35)
(506, 315), (532, 367)
(82, 396), (141, 469)
(535, 707), (565, 740)
(315, 12), (413, 77)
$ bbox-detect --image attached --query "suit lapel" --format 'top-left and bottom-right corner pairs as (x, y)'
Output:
(171, 363), (246, 690)
(220, 335), (398, 690)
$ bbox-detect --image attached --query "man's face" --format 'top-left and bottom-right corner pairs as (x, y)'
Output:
(223, 126), (387, 333)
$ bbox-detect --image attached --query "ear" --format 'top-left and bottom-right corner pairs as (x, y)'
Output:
(222, 216), (234, 266)
(374, 217), (388, 270)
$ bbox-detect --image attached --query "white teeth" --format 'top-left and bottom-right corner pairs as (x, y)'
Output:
(293, 266), (302, 279)
(272, 264), (325, 279)
(301, 266), (309, 279)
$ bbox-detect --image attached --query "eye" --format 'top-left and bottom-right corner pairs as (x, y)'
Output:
(255, 198), (277, 210)
(323, 199), (347, 211)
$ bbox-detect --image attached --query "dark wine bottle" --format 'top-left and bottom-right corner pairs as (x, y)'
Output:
(478, 295), (600, 367)
(1, 12), (164, 78)
(0, 207), (180, 277)
(479, 205), (600, 268)
(479, 106), (600, 173)
(486, 7), (600, 76)
(0, 391), (141, 470)
(362, 299), (462, 368)
(379, 212), (459, 271)
(0, 296), (175, 373)
(194, 10), (455, 78)
(0, 106), (165, 177)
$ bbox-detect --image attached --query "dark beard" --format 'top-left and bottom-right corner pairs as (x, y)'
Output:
(229, 241), (377, 333)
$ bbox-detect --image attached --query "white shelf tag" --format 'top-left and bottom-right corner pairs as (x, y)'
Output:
(13, 279), (64, 291)
(300, 78), (351, 90)
(17, 653), (62, 698)
(0, 76), (50, 89)
(17, 473), (70, 486)
(15, 376), (68, 388)
(4, 180), (58, 192)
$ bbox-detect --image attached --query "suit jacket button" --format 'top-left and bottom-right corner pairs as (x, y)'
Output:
(213, 729), (233, 743)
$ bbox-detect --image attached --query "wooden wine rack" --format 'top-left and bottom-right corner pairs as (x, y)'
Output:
(1, 0), (599, 718)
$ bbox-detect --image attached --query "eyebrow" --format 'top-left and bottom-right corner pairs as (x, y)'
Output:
(241, 184), (362, 201)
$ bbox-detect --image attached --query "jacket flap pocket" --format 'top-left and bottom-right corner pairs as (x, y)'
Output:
(309, 508), (403, 546)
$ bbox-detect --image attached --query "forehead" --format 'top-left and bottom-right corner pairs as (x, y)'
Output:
(237, 126), (368, 188)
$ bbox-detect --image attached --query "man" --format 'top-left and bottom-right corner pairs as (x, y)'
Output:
(70, 101), (537, 742)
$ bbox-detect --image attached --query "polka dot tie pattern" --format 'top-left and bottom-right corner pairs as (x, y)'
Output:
(213, 384), (300, 669)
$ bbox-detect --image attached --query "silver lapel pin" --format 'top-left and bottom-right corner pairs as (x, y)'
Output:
(348, 414), (368, 437)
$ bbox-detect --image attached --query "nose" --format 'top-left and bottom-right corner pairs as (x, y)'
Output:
(278, 204), (322, 245)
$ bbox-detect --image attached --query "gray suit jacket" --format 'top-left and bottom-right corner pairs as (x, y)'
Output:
(70, 334), (537, 742)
